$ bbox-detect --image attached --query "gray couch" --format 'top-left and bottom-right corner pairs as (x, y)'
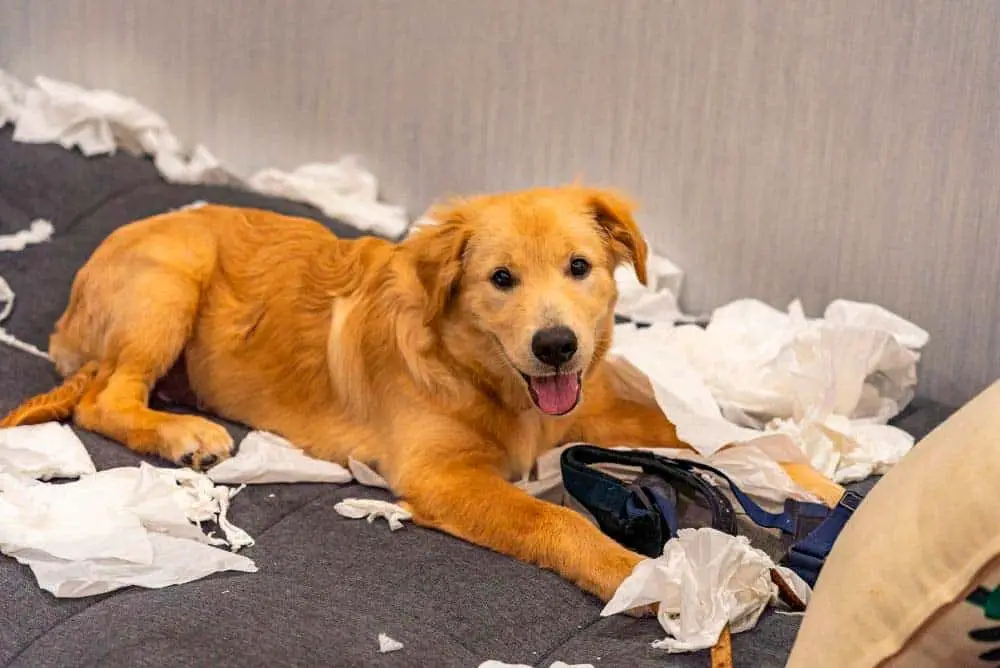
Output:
(0, 129), (955, 667)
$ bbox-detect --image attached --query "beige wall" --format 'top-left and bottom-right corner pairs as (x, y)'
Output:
(2, 0), (999, 407)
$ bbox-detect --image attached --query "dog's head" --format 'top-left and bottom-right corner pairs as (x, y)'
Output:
(406, 185), (648, 416)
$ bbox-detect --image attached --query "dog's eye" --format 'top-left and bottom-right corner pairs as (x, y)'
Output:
(569, 257), (591, 279)
(490, 267), (516, 290)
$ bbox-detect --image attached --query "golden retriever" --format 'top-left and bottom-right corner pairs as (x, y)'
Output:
(0, 185), (843, 603)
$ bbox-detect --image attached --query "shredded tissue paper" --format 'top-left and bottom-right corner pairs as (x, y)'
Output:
(334, 498), (412, 531)
(610, 298), (927, 486)
(602, 527), (810, 653)
(248, 159), (408, 238)
(0, 69), (409, 238)
(0, 425), (257, 597)
(207, 430), (353, 485)
(0, 420), (415, 598)
(0, 422), (95, 480)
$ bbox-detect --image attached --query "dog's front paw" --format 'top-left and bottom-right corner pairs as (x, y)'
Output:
(158, 415), (235, 471)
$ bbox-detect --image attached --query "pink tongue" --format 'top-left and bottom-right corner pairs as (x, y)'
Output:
(530, 374), (580, 415)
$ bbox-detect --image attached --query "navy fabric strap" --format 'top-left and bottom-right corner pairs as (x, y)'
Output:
(785, 490), (863, 586)
(559, 444), (863, 587)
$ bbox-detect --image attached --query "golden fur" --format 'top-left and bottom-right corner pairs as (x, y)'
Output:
(1, 185), (844, 603)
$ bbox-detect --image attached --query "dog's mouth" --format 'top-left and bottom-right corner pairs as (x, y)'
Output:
(519, 371), (582, 416)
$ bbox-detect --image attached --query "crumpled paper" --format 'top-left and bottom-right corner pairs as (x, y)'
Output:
(377, 633), (404, 654)
(0, 70), (410, 237)
(248, 159), (409, 238)
(0, 463), (257, 597)
(0, 422), (96, 480)
(614, 253), (687, 324)
(3, 73), (226, 183)
(611, 298), (927, 484)
(602, 527), (810, 653)
(207, 430), (352, 485)
(334, 498), (411, 531)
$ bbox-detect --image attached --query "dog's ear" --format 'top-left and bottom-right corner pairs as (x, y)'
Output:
(584, 188), (648, 285)
(408, 204), (472, 324)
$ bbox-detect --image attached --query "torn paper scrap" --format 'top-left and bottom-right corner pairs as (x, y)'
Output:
(0, 219), (53, 252)
(610, 298), (926, 482)
(377, 633), (404, 654)
(614, 253), (685, 324)
(207, 430), (352, 485)
(22, 533), (256, 598)
(334, 498), (411, 531)
(247, 158), (409, 239)
(0, 422), (96, 480)
(0, 463), (257, 597)
(6, 72), (227, 183)
(348, 457), (391, 489)
(824, 299), (929, 350)
(214, 484), (255, 551)
(601, 527), (810, 653)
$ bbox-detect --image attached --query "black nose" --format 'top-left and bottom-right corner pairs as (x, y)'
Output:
(531, 326), (578, 367)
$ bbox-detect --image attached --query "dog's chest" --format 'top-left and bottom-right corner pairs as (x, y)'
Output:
(501, 412), (564, 481)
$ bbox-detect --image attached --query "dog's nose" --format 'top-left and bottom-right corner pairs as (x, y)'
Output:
(531, 326), (578, 367)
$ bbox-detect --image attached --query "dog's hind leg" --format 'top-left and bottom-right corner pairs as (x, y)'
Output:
(72, 273), (233, 470)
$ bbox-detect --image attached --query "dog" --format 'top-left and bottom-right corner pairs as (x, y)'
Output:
(1, 185), (843, 604)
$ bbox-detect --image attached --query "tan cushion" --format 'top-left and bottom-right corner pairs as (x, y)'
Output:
(787, 380), (1000, 667)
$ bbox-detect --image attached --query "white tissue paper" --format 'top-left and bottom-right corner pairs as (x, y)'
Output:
(207, 430), (353, 485)
(0, 219), (53, 252)
(248, 159), (409, 239)
(377, 633), (404, 654)
(6, 73), (226, 184)
(334, 498), (411, 531)
(348, 457), (391, 489)
(0, 463), (257, 597)
(0, 422), (96, 480)
(614, 253), (687, 324)
(0, 69), (410, 238)
(610, 298), (927, 484)
(602, 527), (810, 653)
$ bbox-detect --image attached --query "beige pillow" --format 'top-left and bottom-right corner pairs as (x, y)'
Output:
(787, 380), (1000, 667)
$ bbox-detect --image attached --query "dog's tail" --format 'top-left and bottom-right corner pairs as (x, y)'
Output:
(0, 361), (99, 428)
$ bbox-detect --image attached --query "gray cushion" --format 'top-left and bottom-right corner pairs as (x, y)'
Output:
(0, 129), (955, 667)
